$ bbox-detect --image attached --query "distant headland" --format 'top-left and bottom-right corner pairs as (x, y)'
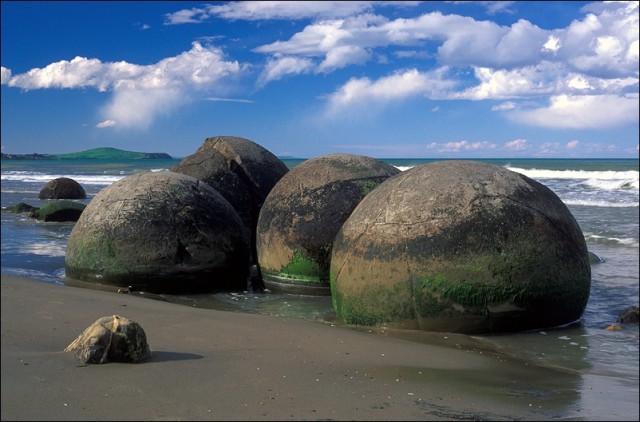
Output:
(1, 147), (172, 160)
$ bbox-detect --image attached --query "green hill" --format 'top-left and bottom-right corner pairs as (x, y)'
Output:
(2, 147), (172, 160)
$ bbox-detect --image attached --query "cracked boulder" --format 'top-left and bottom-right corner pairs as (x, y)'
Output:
(65, 171), (250, 294)
(172, 136), (289, 290)
(330, 160), (591, 334)
(64, 315), (151, 364)
(256, 153), (400, 294)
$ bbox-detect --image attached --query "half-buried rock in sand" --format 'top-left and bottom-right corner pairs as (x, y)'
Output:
(64, 315), (151, 364)
(330, 160), (591, 334)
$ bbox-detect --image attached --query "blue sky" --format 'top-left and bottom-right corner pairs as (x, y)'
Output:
(1, 1), (638, 159)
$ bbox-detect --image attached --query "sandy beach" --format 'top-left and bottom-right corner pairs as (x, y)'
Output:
(1, 275), (633, 421)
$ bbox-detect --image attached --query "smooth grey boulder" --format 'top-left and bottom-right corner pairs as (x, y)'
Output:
(330, 160), (591, 334)
(64, 315), (151, 364)
(256, 153), (400, 294)
(65, 171), (251, 294)
(39, 177), (86, 199)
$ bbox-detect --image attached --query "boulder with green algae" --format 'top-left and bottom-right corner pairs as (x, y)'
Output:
(330, 160), (591, 334)
(3, 202), (39, 214)
(256, 153), (400, 295)
(65, 171), (250, 294)
(31, 200), (86, 222)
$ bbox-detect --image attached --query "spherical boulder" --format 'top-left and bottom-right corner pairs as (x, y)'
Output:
(256, 153), (400, 294)
(65, 171), (251, 294)
(330, 160), (591, 334)
(173, 136), (289, 291)
(39, 177), (86, 199)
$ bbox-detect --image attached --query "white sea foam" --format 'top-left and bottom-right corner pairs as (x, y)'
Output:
(584, 233), (639, 248)
(20, 241), (67, 257)
(580, 178), (639, 190)
(1, 171), (124, 185)
(507, 167), (638, 184)
(563, 199), (639, 208)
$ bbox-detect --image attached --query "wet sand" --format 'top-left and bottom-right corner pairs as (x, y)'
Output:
(0, 275), (614, 421)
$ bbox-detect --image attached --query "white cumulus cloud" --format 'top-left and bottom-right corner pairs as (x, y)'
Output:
(3, 42), (243, 129)
(0, 66), (12, 84)
(511, 94), (639, 129)
(324, 67), (457, 114)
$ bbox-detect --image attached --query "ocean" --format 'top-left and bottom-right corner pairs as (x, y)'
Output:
(1, 157), (638, 420)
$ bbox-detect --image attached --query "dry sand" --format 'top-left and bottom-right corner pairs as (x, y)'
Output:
(2, 275), (588, 421)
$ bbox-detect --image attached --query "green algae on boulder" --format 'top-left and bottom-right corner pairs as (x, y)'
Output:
(3, 202), (39, 214)
(330, 160), (591, 334)
(31, 200), (86, 222)
(256, 153), (400, 294)
(65, 171), (250, 294)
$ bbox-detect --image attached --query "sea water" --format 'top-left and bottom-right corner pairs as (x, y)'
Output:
(1, 157), (638, 419)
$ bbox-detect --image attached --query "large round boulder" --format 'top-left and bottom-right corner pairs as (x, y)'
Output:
(65, 171), (251, 294)
(330, 160), (591, 334)
(39, 177), (86, 199)
(256, 153), (400, 294)
(172, 136), (289, 290)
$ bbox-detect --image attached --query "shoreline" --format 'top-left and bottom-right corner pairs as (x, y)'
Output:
(1, 275), (635, 421)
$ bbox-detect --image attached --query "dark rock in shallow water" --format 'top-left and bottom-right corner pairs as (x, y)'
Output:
(65, 171), (251, 294)
(616, 306), (639, 323)
(39, 177), (86, 200)
(331, 160), (591, 334)
(64, 315), (151, 364)
(256, 153), (400, 294)
(3, 202), (39, 214)
(31, 200), (86, 222)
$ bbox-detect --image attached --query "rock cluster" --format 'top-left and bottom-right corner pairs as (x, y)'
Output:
(62, 139), (592, 334)
(256, 153), (400, 294)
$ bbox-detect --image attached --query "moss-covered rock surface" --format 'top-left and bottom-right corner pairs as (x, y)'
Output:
(65, 171), (250, 294)
(256, 153), (400, 294)
(330, 160), (591, 334)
